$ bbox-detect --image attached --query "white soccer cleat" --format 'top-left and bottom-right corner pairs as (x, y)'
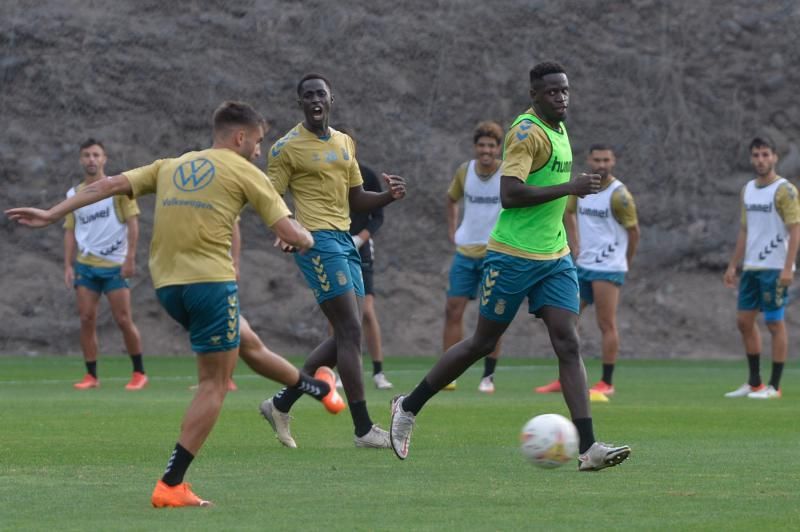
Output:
(724, 383), (764, 398)
(354, 425), (391, 448)
(389, 395), (416, 460)
(373, 372), (394, 390)
(259, 399), (297, 448)
(747, 385), (781, 399)
(578, 442), (631, 471)
(478, 376), (495, 393)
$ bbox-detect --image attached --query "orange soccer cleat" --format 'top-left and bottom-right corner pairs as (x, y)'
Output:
(74, 374), (99, 390)
(534, 379), (561, 394)
(589, 380), (615, 396)
(151, 480), (211, 508)
(125, 372), (149, 391)
(314, 366), (346, 414)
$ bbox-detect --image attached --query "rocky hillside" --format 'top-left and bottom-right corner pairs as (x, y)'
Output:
(2, 0), (800, 359)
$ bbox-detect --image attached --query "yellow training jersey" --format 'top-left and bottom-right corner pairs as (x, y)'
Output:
(123, 148), (291, 289)
(566, 178), (639, 228)
(267, 124), (363, 231)
(64, 182), (140, 268)
(740, 178), (800, 227)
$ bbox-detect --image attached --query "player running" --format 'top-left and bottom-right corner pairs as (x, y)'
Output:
(443, 121), (505, 393)
(389, 62), (632, 471)
(723, 136), (800, 399)
(260, 74), (406, 449)
(536, 144), (640, 397)
(6, 101), (343, 507)
(63, 138), (146, 390)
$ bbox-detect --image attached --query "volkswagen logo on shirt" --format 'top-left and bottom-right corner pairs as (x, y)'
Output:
(173, 158), (215, 192)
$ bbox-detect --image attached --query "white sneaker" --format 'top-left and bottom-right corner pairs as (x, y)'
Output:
(390, 395), (416, 460)
(724, 383), (764, 398)
(578, 442), (631, 471)
(259, 399), (297, 448)
(373, 372), (394, 390)
(354, 425), (391, 448)
(478, 376), (495, 393)
(747, 385), (781, 399)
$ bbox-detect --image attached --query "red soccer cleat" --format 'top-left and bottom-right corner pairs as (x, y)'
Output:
(314, 366), (346, 414)
(534, 379), (561, 394)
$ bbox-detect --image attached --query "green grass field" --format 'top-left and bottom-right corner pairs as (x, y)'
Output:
(1, 355), (798, 531)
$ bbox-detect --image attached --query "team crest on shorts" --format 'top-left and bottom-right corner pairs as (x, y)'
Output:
(336, 270), (348, 286)
(494, 298), (507, 316)
(210, 335), (221, 345)
(763, 291), (772, 303)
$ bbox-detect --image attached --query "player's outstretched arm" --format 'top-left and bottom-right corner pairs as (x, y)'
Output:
(6, 175), (133, 228)
(349, 174), (407, 213)
(500, 173), (600, 209)
(271, 216), (314, 253)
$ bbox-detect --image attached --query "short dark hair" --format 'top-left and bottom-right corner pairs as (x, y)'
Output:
(749, 136), (776, 153)
(529, 62), (566, 85)
(473, 121), (504, 145)
(212, 101), (264, 134)
(589, 143), (614, 154)
(79, 138), (105, 153)
(296, 73), (332, 96)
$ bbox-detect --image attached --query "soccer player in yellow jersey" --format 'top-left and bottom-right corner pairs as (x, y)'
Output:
(6, 101), (344, 507)
(536, 145), (640, 397)
(63, 138), (146, 390)
(390, 63), (631, 471)
(261, 74), (407, 449)
(723, 137), (800, 399)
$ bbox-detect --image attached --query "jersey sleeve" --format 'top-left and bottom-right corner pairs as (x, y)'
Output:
(63, 212), (75, 230)
(611, 186), (639, 228)
(119, 195), (141, 220)
(500, 121), (552, 181)
(241, 165), (292, 227)
(266, 144), (292, 195)
(776, 181), (800, 225)
(447, 162), (468, 201)
(123, 160), (164, 197)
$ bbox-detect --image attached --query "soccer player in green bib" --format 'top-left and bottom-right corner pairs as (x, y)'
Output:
(390, 62), (632, 471)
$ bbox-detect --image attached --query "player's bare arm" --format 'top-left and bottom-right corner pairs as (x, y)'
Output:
(271, 216), (314, 253)
(564, 209), (579, 258)
(349, 174), (407, 212)
(121, 215), (139, 278)
(63, 229), (77, 288)
(780, 223), (800, 286)
(499, 173), (600, 209)
(446, 196), (459, 244)
(724, 227), (747, 288)
(626, 224), (640, 268)
(6, 174), (134, 228)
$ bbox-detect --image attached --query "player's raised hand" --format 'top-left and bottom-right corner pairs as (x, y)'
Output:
(569, 173), (601, 198)
(382, 173), (407, 200)
(5, 207), (56, 228)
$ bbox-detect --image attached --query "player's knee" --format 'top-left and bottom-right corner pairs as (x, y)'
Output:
(597, 318), (617, 335)
(78, 312), (97, 327)
(736, 316), (755, 332)
(552, 331), (579, 358)
(333, 317), (361, 346)
(470, 335), (499, 357)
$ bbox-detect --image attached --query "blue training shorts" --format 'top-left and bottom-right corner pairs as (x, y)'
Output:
(156, 281), (240, 354)
(74, 262), (129, 294)
(577, 267), (626, 305)
(478, 251), (580, 323)
(294, 230), (364, 304)
(446, 252), (485, 299)
(738, 269), (788, 321)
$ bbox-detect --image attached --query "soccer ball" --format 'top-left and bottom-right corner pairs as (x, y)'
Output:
(520, 414), (579, 468)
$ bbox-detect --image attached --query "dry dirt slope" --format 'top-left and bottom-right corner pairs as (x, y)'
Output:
(2, 0), (800, 359)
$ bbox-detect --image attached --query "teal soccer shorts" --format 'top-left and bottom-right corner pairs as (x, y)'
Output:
(156, 281), (240, 354)
(294, 230), (365, 304)
(478, 251), (580, 323)
(577, 267), (626, 305)
(73, 262), (129, 293)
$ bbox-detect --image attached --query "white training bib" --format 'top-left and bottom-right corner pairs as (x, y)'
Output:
(576, 180), (629, 272)
(454, 160), (502, 247)
(67, 181), (129, 265)
(743, 177), (790, 270)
